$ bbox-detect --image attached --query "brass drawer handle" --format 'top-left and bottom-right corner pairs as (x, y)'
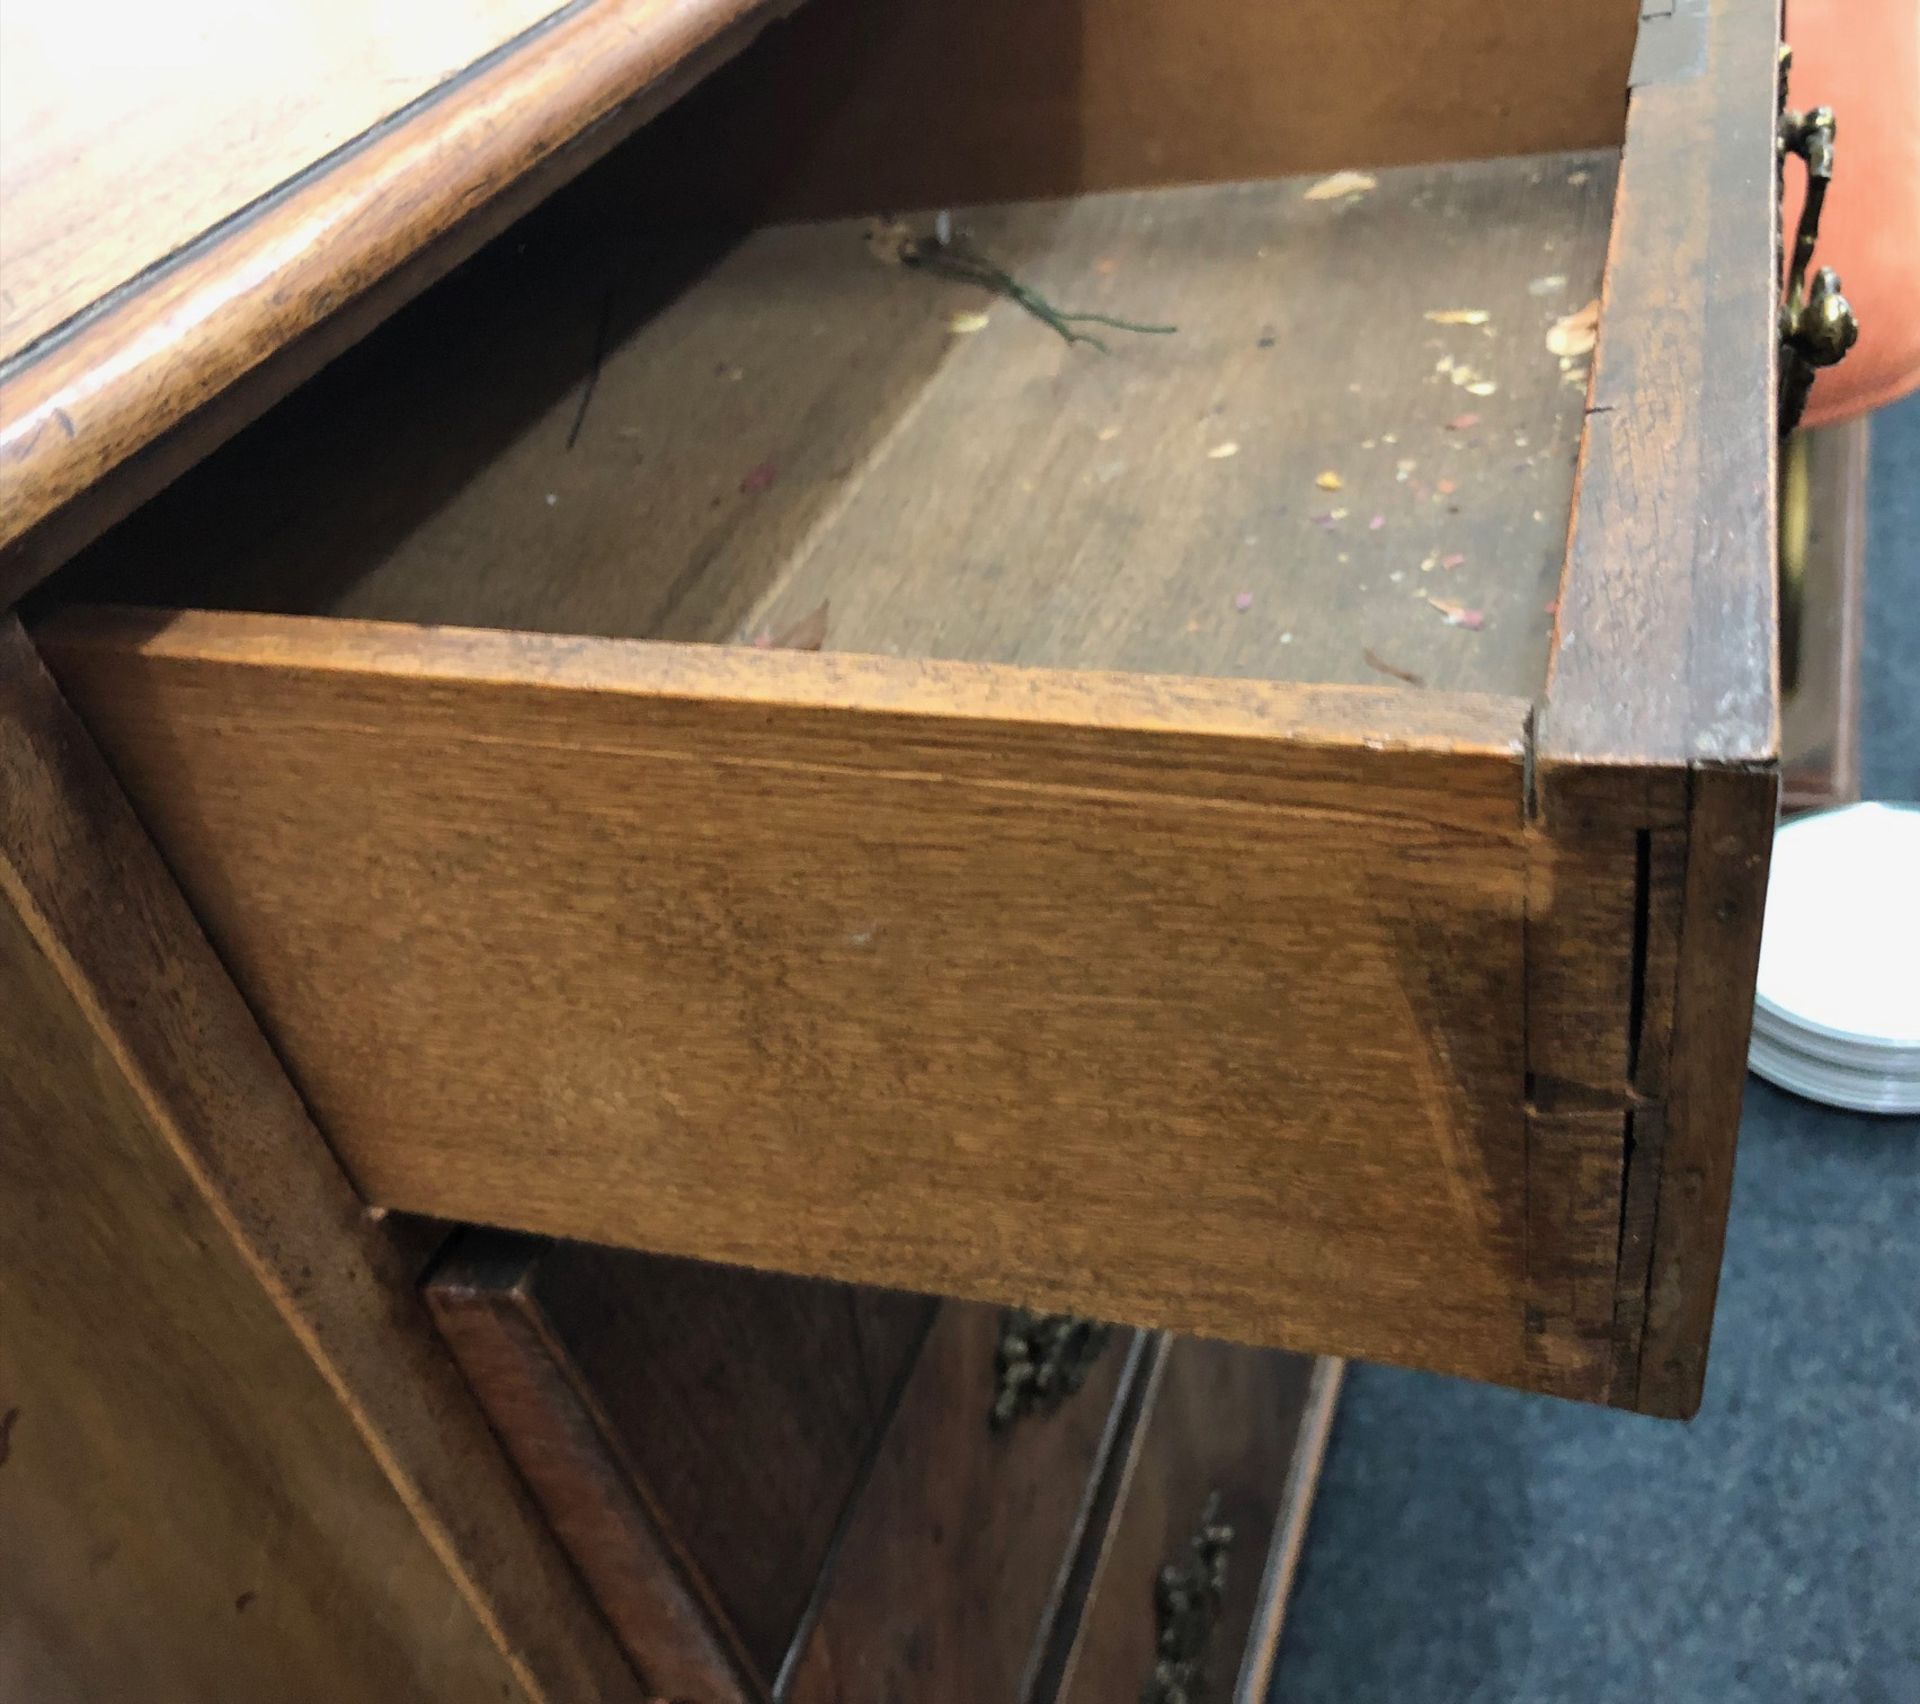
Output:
(1145, 1492), (1235, 1704)
(1777, 44), (1859, 437)
(988, 1309), (1113, 1430)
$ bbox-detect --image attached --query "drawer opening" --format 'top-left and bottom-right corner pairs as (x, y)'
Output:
(45, 0), (1629, 708)
(27, 0), (1776, 1421)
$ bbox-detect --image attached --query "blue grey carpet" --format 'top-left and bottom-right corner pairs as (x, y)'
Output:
(1269, 390), (1920, 1704)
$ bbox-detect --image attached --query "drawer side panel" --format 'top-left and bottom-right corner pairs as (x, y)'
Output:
(40, 614), (1570, 1394)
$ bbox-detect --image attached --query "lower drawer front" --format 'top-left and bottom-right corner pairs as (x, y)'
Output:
(782, 1304), (1137, 1704)
(1044, 1336), (1327, 1704)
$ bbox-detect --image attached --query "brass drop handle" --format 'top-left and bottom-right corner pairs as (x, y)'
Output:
(1143, 1492), (1235, 1704)
(1777, 45), (1859, 437)
(987, 1309), (1113, 1430)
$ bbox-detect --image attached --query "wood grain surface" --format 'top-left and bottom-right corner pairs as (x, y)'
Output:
(0, 0), (564, 359)
(57, 155), (1616, 701)
(427, 1252), (751, 1703)
(0, 0), (795, 587)
(1040, 1336), (1318, 1704)
(782, 1304), (1137, 1704)
(0, 619), (642, 1702)
(614, 0), (1641, 221)
(1632, 764), (1775, 1417)
(739, 164), (1613, 698)
(428, 1234), (933, 1695)
(1543, 0), (1780, 770)
(1523, 765), (1690, 1405)
(36, 608), (1576, 1393)
(520, 1247), (931, 1685)
(1535, 0), (1782, 1415)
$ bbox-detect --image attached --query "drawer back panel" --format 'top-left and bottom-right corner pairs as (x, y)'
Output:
(618, 0), (1641, 219)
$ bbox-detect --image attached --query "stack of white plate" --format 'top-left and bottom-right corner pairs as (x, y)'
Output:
(1748, 801), (1920, 1114)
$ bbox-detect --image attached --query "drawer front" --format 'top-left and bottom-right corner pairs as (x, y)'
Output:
(783, 1304), (1138, 1704)
(426, 1233), (934, 1698)
(1043, 1338), (1331, 1704)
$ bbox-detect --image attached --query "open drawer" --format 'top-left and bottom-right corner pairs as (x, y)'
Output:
(30, 0), (1779, 1416)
